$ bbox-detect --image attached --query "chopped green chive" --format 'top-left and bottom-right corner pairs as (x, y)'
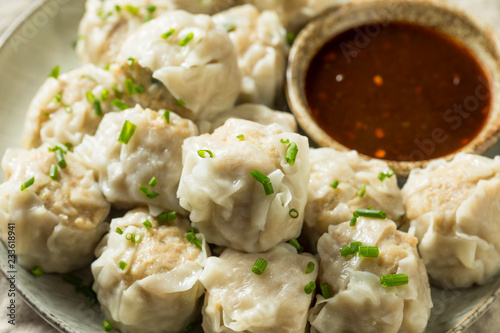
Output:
(64, 105), (73, 113)
(250, 169), (274, 196)
(115, 5), (121, 12)
(289, 209), (299, 219)
(111, 99), (130, 111)
(236, 134), (244, 140)
(252, 258), (268, 275)
(305, 261), (315, 274)
(53, 91), (62, 103)
(358, 246), (379, 258)
(125, 78), (134, 95)
(158, 211), (177, 223)
(320, 283), (331, 298)
(63, 274), (83, 287)
(143, 220), (152, 230)
(179, 32), (194, 46)
(176, 98), (185, 107)
(127, 57), (135, 67)
(49, 164), (58, 180)
(185, 230), (202, 249)
(224, 22), (236, 32)
(280, 138), (289, 144)
(48, 144), (68, 153)
(378, 169), (395, 181)
(161, 28), (175, 39)
(148, 177), (158, 187)
(198, 150), (214, 158)
(31, 265), (44, 277)
(288, 238), (304, 254)
(21, 177), (35, 191)
(118, 120), (137, 144)
(304, 281), (316, 294)
(134, 84), (145, 94)
(285, 142), (298, 166)
(140, 185), (150, 196)
(55, 149), (66, 168)
(86, 91), (102, 116)
(125, 5), (139, 15)
(116, 227), (123, 235)
(331, 180), (339, 189)
(112, 83), (123, 98)
(102, 319), (112, 332)
(119, 261), (127, 270)
(340, 241), (362, 257)
(125, 233), (142, 243)
(145, 5), (156, 21)
(162, 110), (170, 123)
(358, 184), (366, 197)
(380, 274), (409, 287)
(287, 32), (296, 45)
(48, 65), (60, 79)
(350, 208), (386, 226)
(101, 88), (109, 101)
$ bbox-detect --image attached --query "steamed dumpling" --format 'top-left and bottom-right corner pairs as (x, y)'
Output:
(76, 105), (197, 214)
(213, 4), (287, 106)
(309, 218), (432, 333)
(76, 0), (173, 66)
(22, 64), (122, 149)
(402, 153), (500, 288)
(92, 208), (210, 333)
(117, 10), (241, 120)
(200, 244), (318, 332)
(305, 148), (404, 246)
(0, 147), (110, 273)
(178, 118), (309, 252)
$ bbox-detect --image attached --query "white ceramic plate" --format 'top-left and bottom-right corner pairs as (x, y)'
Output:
(1, 0), (500, 332)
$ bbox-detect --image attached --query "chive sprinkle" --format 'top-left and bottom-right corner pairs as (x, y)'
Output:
(119, 261), (127, 270)
(331, 180), (339, 189)
(358, 184), (366, 197)
(163, 110), (170, 123)
(158, 211), (177, 223)
(380, 274), (409, 287)
(378, 170), (395, 181)
(118, 120), (137, 144)
(286, 32), (296, 45)
(31, 265), (44, 277)
(134, 84), (145, 94)
(350, 208), (386, 226)
(101, 88), (109, 101)
(161, 28), (175, 39)
(86, 91), (102, 116)
(280, 138), (289, 144)
(125, 233), (142, 243)
(185, 230), (202, 249)
(285, 142), (298, 166)
(56, 149), (67, 168)
(198, 150), (214, 158)
(111, 99), (129, 110)
(305, 261), (315, 274)
(289, 209), (299, 219)
(125, 5), (139, 15)
(252, 258), (268, 275)
(125, 78), (134, 95)
(236, 134), (244, 140)
(53, 91), (62, 103)
(49, 164), (58, 180)
(116, 227), (123, 235)
(304, 281), (316, 294)
(288, 238), (304, 254)
(63, 274), (83, 287)
(250, 169), (274, 196)
(48, 65), (60, 79)
(127, 57), (135, 67)
(143, 220), (152, 230)
(320, 283), (331, 298)
(102, 320), (112, 332)
(179, 32), (194, 46)
(149, 177), (158, 187)
(340, 241), (362, 257)
(140, 185), (150, 196)
(176, 98), (185, 107)
(358, 246), (379, 258)
(115, 5), (121, 12)
(20, 177), (35, 191)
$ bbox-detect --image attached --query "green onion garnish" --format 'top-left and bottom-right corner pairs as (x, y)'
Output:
(320, 283), (331, 298)
(149, 177), (158, 187)
(139, 185), (149, 196)
(119, 261), (127, 270)
(179, 32), (194, 46)
(49, 164), (58, 180)
(21, 177), (35, 191)
(111, 99), (129, 110)
(236, 134), (244, 140)
(55, 149), (66, 168)
(185, 230), (202, 249)
(289, 209), (299, 219)
(285, 142), (298, 166)
(143, 220), (152, 230)
(161, 28), (175, 39)
(64, 105), (73, 113)
(163, 110), (170, 123)
(252, 258), (268, 275)
(198, 150), (214, 158)
(358, 184), (366, 197)
(305, 261), (315, 274)
(145, 5), (156, 21)
(158, 211), (177, 223)
(115, 5), (121, 12)
(118, 120), (137, 144)
(176, 98), (185, 107)
(116, 227), (123, 235)
(378, 170), (395, 181)
(331, 180), (339, 189)
(63, 274), (83, 286)
(48, 65), (59, 79)
(288, 238), (304, 253)
(31, 265), (43, 277)
(280, 138), (289, 144)
(340, 241), (362, 257)
(134, 84), (145, 94)
(102, 320), (112, 332)
(125, 5), (139, 15)
(125, 78), (134, 95)
(355, 209), (387, 219)
(304, 281), (316, 294)
(53, 91), (62, 103)
(287, 32), (296, 45)
(125, 233), (142, 243)
(250, 169), (274, 196)
(86, 91), (102, 116)
(101, 88), (109, 101)
(380, 274), (409, 287)
(127, 57), (135, 68)
(358, 246), (379, 258)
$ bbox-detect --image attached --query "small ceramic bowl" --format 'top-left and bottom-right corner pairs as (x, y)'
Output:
(286, 0), (500, 176)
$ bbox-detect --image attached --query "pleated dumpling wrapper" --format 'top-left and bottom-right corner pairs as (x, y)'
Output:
(178, 118), (309, 252)
(76, 105), (197, 215)
(117, 10), (241, 120)
(92, 207), (210, 333)
(305, 148), (404, 247)
(309, 218), (432, 333)
(0, 147), (110, 273)
(213, 4), (287, 106)
(200, 244), (318, 333)
(22, 64), (123, 149)
(403, 153), (500, 288)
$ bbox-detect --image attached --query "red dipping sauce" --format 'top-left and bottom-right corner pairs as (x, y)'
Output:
(305, 22), (491, 161)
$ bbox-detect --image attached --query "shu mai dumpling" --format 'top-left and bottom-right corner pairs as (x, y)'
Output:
(305, 148), (404, 246)
(213, 4), (287, 106)
(0, 147), (110, 273)
(403, 153), (500, 288)
(117, 10), (241, 120)
(200, 244), (318, 333)
(92, 208), (210, 333)
(309, 218), (432, 333)
(178, 118), (309, 252)
(22, 64), (121, 149)
(76, 105), (197, 214)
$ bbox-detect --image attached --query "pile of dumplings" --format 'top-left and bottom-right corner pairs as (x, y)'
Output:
(1, 1), (500, 332)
